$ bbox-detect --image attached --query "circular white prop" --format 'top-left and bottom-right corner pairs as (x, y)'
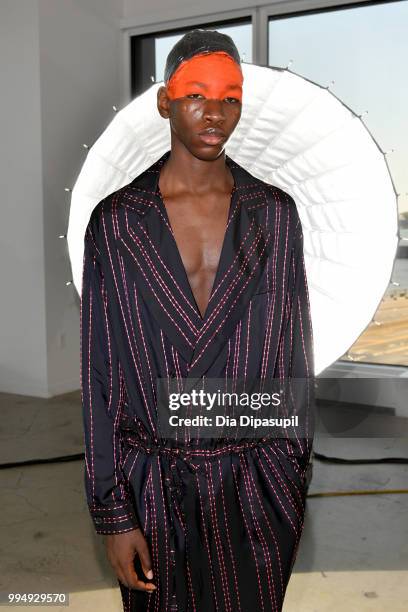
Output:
(67, 63), (399, 375)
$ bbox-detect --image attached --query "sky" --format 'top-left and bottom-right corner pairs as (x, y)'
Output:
(268, 0), (408, 215)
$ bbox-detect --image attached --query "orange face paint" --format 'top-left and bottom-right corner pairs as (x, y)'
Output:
(166, 51), (243, 102)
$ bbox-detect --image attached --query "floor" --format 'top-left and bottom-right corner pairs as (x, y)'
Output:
(0, 390), (407, 611)
(343, 291), (408, 366)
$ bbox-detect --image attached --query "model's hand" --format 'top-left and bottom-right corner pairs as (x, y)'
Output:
(105, 529), (156, 592)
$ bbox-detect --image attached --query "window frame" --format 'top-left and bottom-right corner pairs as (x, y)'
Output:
(120, 0), (392, 102)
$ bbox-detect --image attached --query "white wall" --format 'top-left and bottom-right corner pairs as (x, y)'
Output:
(0, 0), (123, 397)
(123, 0), (265, 25)
(122, 0), (373, 26)
(0, 1), (47, 396)
(38, 0), (123, 396)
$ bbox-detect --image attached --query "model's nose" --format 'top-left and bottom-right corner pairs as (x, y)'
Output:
(203, 98), (225, 122)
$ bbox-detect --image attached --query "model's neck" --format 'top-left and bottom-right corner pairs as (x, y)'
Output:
(159, 139), (232, 196)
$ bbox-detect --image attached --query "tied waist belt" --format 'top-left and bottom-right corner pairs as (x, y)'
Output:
(119, 422), (280, 611)
(119, 418), (275, 463)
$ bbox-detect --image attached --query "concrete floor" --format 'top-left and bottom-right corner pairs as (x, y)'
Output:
(0, 390), (407, 611)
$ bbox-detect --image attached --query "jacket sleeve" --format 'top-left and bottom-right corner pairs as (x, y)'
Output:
(286, 219), (315, 380)
(80, 221), (139, 535)
(276, 215), (315, 466)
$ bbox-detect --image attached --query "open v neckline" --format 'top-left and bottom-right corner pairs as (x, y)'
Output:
(155, 159), (237, 323)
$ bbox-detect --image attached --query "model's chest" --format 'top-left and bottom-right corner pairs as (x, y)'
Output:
(160, 191), (233, 319)
(111, 189), (292, 379)
(162, 191), (231, 264)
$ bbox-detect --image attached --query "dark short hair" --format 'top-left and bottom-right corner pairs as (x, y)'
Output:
(164, 28), (241, 83)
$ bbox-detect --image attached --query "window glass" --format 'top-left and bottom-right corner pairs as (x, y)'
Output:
(269, 1), (408, 366)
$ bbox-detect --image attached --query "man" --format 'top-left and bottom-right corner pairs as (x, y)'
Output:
(80, 29), (314, 612)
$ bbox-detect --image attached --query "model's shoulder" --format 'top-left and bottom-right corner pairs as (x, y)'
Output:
(84, 181), (131, 255)
(265, 182), (300, 225)
(262, 181), (301, 234)
(88, 160), (158, 223)
(86, 183), (127, 232)
(231, 158), (297, 203)
(250, 171), (295, 206)
(229, 158), (301, 236)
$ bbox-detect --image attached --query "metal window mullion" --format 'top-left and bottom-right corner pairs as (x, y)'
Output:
(260, 0), (378, 17)
(253, 7), (269, 66)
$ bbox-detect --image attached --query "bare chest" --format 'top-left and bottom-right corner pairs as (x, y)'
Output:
(161, 192), (232, 319)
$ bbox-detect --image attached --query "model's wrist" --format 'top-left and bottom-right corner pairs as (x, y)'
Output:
(88, 501), (139, 534)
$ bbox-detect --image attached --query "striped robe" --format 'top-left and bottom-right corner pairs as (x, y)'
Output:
(80, 151), (315, 611)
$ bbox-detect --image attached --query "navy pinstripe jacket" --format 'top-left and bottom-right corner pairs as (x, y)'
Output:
(80, 151), (314, 611)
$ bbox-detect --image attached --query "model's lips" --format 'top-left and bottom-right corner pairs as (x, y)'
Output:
(197, 128), (226, 146)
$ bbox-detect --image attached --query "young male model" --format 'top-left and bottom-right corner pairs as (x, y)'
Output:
(80, 29), (314, 612)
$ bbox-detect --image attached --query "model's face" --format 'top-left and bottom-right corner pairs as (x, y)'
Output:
(157, 53), (243, 161)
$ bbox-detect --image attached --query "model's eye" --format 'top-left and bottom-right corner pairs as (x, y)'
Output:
(224, 97), (240, 104)
(186, 93), (205, 99)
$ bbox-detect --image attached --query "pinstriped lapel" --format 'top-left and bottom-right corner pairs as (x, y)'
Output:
(184, 164), (273, 392)
(116, 153), (200, 364)
(115, 152), (273, 382)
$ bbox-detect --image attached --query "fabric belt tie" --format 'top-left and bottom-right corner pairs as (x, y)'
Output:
(119, 421), (275, 610)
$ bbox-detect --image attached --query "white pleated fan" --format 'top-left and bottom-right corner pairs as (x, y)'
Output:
(67, 63), (399, 375)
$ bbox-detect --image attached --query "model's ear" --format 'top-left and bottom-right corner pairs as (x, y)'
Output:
(157, 86), (171, 119)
